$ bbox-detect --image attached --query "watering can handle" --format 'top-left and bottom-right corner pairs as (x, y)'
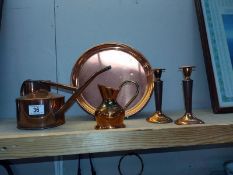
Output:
(119, 80), (139, 109)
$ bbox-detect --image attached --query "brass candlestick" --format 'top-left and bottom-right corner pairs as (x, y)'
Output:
(175, 66), (204, 125)
(147, 68), (172, 124)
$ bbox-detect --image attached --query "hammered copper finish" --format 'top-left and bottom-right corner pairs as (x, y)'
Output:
(175, 66), (204, 125)
(71, 43), (154, 117)
(147, 69), (172, 124)
(95, 80), (139, 129)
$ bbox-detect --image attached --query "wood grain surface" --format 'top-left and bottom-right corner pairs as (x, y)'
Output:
(0, 109), (233, 160)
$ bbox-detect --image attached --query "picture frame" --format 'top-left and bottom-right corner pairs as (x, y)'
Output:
(195, 0), (233, 113)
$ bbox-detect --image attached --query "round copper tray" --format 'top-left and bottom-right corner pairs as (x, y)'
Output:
(71, 43), (154, 117)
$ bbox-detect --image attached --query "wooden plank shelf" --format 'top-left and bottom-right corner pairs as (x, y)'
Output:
(0, 109), (233, 160)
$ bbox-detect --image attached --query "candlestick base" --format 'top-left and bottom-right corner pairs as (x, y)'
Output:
(175, 113), (204, 125)
(147, 111), (173, 124)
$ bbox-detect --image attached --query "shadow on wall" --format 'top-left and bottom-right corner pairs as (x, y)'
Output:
(2, 145), (233, 175)
(0, 0), (3, 28)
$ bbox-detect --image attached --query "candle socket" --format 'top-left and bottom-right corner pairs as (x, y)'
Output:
(175, 66), (204, 125)
(147, 69), (172, 124)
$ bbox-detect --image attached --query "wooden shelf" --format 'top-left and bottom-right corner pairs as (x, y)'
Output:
(0, 109), (233, 160)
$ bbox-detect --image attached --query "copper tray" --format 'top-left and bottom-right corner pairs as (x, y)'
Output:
(71, 43), (154, 117)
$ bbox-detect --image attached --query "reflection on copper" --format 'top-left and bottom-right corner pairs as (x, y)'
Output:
(147, 69), (172, 124)
(95, 81), (139, 129)
(79, 52), (146, 107)
(16, 66), (111, 129)
(71, 43), (154, 117)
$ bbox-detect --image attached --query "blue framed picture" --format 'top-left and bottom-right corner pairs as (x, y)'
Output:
(195, 0), (233, 113)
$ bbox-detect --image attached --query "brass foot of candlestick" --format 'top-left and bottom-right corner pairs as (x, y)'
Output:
(147, 68), (172, 124)
(175, 66), (204, 125)
(147, 111), (173, 124)
(175, 112), (204, 125)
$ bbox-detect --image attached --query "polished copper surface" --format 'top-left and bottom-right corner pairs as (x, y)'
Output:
(71, 43), (154, 117)
(47, 65), (112, 116)
(16, 89), (65, 129)
(147, 112), (172, 124)
(175, 113), (204, 125)
(147, 69), (172, 124)
(153, 68), (165, 80)
(20, 79), (51, 96)
(39, 80), (78, 91)
(179, 66), (196, 80)
(95, 81), (139, 129)
(175, 66), (204, 125)
(17, 66), (111, 129)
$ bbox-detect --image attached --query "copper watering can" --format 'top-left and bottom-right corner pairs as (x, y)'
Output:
(95, 80), (139, 129)
(16, 66), (111, 129)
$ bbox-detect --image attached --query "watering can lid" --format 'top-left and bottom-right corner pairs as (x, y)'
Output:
(17, 89), (64, 100)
